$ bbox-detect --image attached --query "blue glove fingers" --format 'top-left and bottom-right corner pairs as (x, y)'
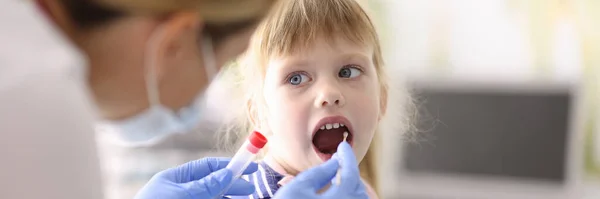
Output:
(287, 158), (340, 191)
(241, 162), (259, 175)
(173, 157), (229, 182)
(175, 157), (259, 182)
(224, 178), (256, 196)
(182, 168), (233, 198)
(334, 141), (361, 191)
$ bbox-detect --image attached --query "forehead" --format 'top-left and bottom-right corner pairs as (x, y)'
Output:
(268, 37), (374, 67)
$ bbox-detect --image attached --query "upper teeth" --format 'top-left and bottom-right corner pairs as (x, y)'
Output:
(320, 123), (345, 130)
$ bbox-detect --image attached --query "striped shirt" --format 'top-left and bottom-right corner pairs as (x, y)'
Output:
(229, 162), (284, 199)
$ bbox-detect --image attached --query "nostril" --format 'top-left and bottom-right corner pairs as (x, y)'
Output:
(334, 100), (340, 105)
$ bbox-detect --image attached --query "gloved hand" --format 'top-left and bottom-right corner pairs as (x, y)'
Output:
(273, 141), (369, 199)
(134, 157), (258, 199)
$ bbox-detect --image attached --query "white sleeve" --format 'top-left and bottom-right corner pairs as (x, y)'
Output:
(0, 1), (104, 199)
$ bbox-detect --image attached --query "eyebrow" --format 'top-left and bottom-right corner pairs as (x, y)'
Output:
(280, 59), (312, 69)
(339, 53), (371, 65)
(278, 52), (371, 70)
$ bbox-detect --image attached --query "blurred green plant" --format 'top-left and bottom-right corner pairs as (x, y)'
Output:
(582, 70), (599, 178)
(575, 0), (600, 178)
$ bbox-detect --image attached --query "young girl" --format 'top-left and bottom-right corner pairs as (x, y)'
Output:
(219, 0), (412, 198)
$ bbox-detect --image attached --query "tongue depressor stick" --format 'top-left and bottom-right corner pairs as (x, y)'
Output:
(335, 132), (349, 185)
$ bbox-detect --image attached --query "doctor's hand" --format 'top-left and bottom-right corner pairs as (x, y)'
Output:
(273, 142), (369, 199)
(134, 157), (257, 199)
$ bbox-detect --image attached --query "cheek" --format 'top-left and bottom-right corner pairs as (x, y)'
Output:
(348, 83), (381, 160)
(264, 90), (317, 170)
(264, 89), (311, 143)
(352, 93), (379, 136)
(349, 81), (381, 123)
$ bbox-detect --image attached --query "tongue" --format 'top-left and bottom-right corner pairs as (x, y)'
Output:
(313, 128), (346, 154)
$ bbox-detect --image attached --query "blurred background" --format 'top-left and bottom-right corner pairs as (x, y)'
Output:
(95, 0), (600, 198)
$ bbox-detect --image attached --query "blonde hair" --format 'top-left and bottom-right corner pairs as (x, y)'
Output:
(217, 0), (415, 195)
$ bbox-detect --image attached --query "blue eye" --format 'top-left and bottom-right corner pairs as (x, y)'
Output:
(288, 73), (309, 85)
(339, 66), (361, 78)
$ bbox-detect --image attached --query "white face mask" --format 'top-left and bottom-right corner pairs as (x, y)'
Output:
(95, 34), (218, 147)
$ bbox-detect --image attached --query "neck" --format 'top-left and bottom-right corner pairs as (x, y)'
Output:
(262, 154), (297, 186)
(262, 155), (292, 176)
(263, 155), (334, 193)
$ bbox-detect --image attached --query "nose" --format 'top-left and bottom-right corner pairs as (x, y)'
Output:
(315, 84), (345, 108)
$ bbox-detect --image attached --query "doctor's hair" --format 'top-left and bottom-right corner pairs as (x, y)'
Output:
(59, 0), (275, 45)
(216, 0), (417, 196)
(59, 0), (125, 29)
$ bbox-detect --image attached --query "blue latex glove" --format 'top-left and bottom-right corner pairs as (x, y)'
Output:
(273, 141), (369, 199)
(134, 157), (258, 199)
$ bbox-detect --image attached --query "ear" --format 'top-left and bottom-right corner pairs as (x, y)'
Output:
(151, 12), (201, 78)
(378, 84), (388, 121)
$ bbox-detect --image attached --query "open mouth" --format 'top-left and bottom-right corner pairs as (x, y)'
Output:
(312, 116), (354, 161)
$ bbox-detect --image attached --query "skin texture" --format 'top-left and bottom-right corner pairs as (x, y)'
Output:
(257, 37), (384, 197)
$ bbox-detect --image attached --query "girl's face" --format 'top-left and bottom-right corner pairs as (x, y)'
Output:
(259, 36), (383, 173)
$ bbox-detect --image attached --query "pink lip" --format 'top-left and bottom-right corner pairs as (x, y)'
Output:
(314, 148), (334, 162)
(312, 116), (354, 137)
(312, 115), (354, 161)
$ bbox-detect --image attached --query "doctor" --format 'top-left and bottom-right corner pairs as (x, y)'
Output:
(0, 0), (368, 199)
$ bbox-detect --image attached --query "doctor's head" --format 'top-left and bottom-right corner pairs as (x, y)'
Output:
(38, 0), (275, 121)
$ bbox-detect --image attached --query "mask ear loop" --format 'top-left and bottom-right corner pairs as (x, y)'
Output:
(143, 25), (168, 107)
(201, 34), (218, 81)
